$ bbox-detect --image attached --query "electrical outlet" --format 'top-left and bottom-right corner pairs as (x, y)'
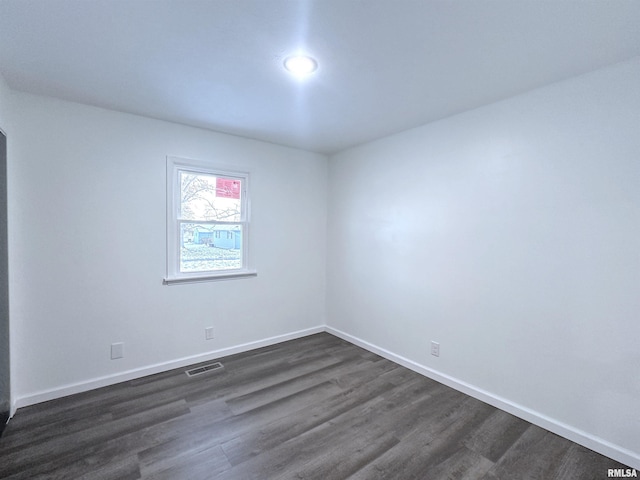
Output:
(431, 341), (440, 357)
(111, 342), (124, 360)
(205, 327), (214, 340)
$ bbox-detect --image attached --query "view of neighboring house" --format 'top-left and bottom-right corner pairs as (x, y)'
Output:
(192, 226), (241, 250)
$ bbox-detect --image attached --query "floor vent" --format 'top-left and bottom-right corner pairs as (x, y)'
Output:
(185, 362), (224, 377)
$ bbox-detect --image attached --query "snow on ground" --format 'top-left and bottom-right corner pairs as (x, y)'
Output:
(180, 243), (241, 271)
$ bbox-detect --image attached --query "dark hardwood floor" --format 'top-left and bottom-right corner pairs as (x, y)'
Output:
(0, 333), (632, 479)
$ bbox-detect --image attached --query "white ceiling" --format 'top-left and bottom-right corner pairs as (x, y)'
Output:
(1, 0), (639, 154)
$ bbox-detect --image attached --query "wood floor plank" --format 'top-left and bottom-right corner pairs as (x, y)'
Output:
(413, 445), (494, 480)
(217, 375), (445, 478)
(111, 346), (350, 419)
(182, 349), (352, 408)
(552, 443), (632, 480)
(347, 396), (495, 479)
(0, 410), (113, 451)
(141, 444), (231, 480)
(0, 400), (189, 478)
(68, 451), (142, 480)
(290, 380), (467, 479)
(482, 425), (573, 480)
(0, 433), (142, 480)
(292, 432), (401, 480)
(218, 369), (414, 467)
(137, 380), (344, 470)
(461, 408), (530, 463)
(224, 355), (371, 414)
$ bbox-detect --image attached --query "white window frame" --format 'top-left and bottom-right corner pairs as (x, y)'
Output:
(164, 156), (256, 285)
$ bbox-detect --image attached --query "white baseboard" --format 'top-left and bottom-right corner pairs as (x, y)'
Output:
(14, 325), (325, 411)
(325, 326), (640, 471)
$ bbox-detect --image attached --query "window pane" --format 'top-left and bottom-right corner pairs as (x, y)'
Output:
(180, 171), (241, 222)
(179, 223), (243, 272)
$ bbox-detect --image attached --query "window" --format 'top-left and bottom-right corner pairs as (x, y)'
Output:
(164, 156), (256, 285)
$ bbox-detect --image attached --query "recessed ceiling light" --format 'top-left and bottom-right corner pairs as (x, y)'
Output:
(283, 55), (318, 77)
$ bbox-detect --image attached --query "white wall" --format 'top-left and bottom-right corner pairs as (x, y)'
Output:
(8, 92), (328, 405)
(327, 58), (640, 467)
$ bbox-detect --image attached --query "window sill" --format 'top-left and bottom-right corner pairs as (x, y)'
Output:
(163, 270), (257, 286)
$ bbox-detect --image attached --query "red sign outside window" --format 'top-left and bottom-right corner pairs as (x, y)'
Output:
(216, 178), (241, 199)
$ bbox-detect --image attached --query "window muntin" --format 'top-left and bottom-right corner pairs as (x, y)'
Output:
(165, 157), (254, 284)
